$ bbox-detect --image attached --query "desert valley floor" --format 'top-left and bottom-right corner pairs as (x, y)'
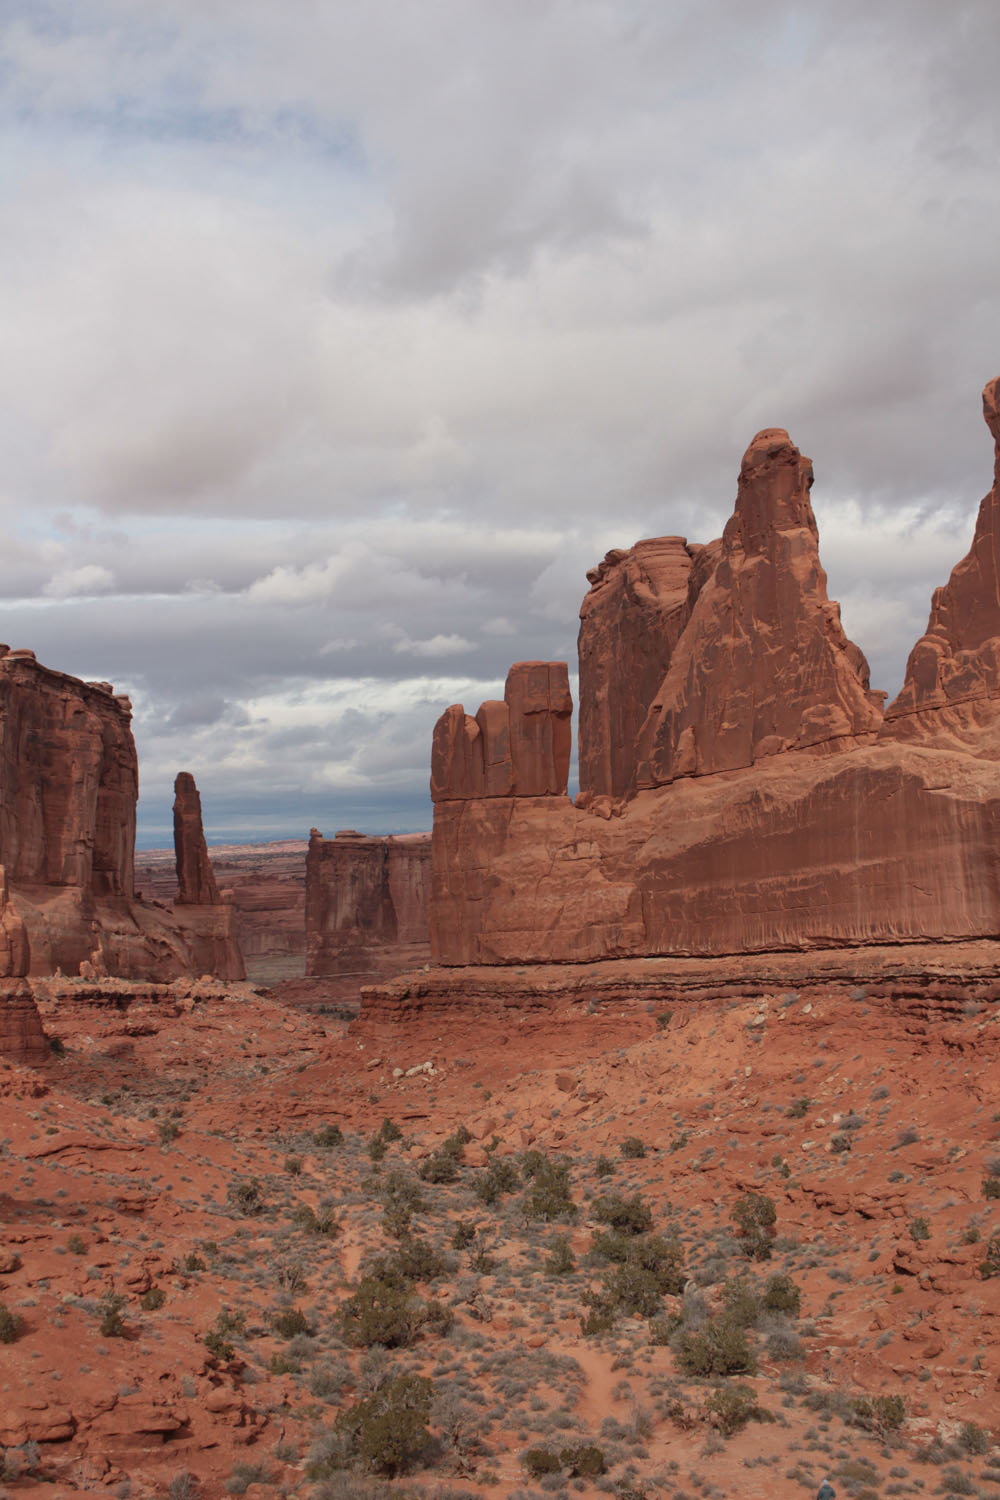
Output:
(3, 975), (1000, 1500)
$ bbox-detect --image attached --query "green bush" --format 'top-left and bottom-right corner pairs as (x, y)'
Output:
(183, 1252), (207, 1272)
(313, 1122), (343, 1148)
(228, 1178), (264, 1216)
(522, 1447), (562, 1477)
(762, 1272), (801, 1316)
(732, 1191), (777, 1261)
(909, 1217), (930, 1242)
(706, 1384), (771, 1436)
(450, 1220), (477, 1250)
(140, 1287), (166, 1311)
(594, 1155), (615, 1178)
(544, 1235), (576, 1275)
(522, 1155), (576, 1222)
(786, 1097), (811, 1119)
(674, 1317), (757, 1376)
(983, 1176), (1000, 1200)
(382, 1237), (451, 1284)
(475, 1157), (520, 1205)
(99, 1290), (127, 1338)
(324, 1373), (434, 1477)
(621, 1136), (646, 1159)
(561, 1444), (606, 1477)
(980, 1232), (1000, 1278)
(958, 1421), (989, 1455)
(340, 1272), (418, 1349)
(273, 1306), (311, 1339)
(0, 1302), (21, 1343)
(851, 1392), (905, 1433)
(721, 1276), (762, 1328)
(592, 1192), (653, 1235)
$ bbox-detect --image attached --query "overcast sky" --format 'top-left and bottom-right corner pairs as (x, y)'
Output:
(2, 1), (998, 846)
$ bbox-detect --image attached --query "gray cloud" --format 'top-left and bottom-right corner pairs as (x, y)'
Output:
(1, 1), (998, 842)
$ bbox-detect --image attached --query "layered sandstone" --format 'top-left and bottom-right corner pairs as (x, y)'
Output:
(884, 377), (1000, 753)
(429, 379), (1000, 969)
(578, 536), (719, 801)
(305, 829), (431, 981)
(0, 650), (244, 982)
(0, 863), (48, 1063)
(431, 662), (572, 802)
(173, 773), (222, 905)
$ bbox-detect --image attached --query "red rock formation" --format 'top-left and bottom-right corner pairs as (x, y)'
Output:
(429, 379), (1000, 969)
(173, 773), (222, 905)
(884, 377), (1000, 752)
(635, 428), (884, 788)
(0, 650), (244, 981)
(0, 862), (48, 1064)
(136, 839), (306, 982)
(431, 662), (571, 802)
(577, 536), (718, 802)
(305, 829), (431, 980)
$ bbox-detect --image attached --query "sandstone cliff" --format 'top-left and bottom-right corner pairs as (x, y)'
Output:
(429, 378), (1000, 968)
(305, 829), (431, 981)
(0, 650), (244, 983)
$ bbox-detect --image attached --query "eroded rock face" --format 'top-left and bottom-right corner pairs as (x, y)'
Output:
(306, 829), (431, 979)
(431, 662), (571, 802)
(430, 379), (1000, 967)
(578, 536), (718, 801)
(0, 651), (244, 981)
(884, 378), (1000, 752)
(0, 862), (48, 1064)
(173, 773), (222, 905)
(636, 428), (884, 787)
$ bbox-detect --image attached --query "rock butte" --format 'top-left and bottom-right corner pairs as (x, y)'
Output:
(0, 650), (244, 1058)
(305, 829), (431, 983)
(423, 378), (1000, 976)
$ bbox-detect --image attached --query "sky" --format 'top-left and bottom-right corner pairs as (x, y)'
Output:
(1, 1), (998, 847)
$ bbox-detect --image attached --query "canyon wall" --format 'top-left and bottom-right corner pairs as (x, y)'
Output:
(0, 650), (244, 983)
(430, 379), (1000, 967)
(306, 829), (431, 981)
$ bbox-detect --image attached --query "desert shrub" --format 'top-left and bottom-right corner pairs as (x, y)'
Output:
(284, 1155), (303, 1175)
(340, 1271), (418, 1349)
(980, 1233), (1000, 1279)
(475, 1157), (520, 1205)
(378, 1237), (451, 1284)
(325, 1373), (434, 1478)
(99, 1290), (127, 1338)
(830, 1134), (853, 1154)
(273, 1306), (311, 1339)
(419, 1131), (468, 1184)
(228, 1178), (263, 1216)
(140, 1287), (166, 1311)
(379, 1119), (403, 1144)
(983, 1176), (1000, 1200)
(674, 1317), (757, 1376)
(183, 1252), (207, 1272)
(269, 1352), (300, 1374)
(909, 1217), (930, 1242)
(313, 1123), (343, 1148)
(562, 1443), (606, 1476)
(958, 1421), (989, 1455)
(621, 1136), (646, 1159)
(158, 1119), (180, 1145)
(545, 1235), (576, 1275)
(670, 1132), (689, 1152)
(67, 1233), (86, 1254)
(852, 1393), (906, 1433)
(420, 1298), (455, 1337)
(732, 1192), (776, 1260)
(721, 1277), (762, 1328)
(0, 1302), (21, 1343)
(381, 1169), (426, 1214)
(451, 1220), (477, 1250)
(592, 1192), (653, 1236)
(762, 1272), (802, 1316)
(522, 1447), (562, 1477)
(786, 1098), (810, 1119)
(706, 1383), (772, 1435)
(225, 1462), (274, 1494)
(655, 1009), (673, 1029)
(522, 1155), (577, 1222)
(595, 1155), (615, 1177)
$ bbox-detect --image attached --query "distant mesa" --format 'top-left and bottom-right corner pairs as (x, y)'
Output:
(426, 377), (1000, 969)
(306, 829), (431, 984)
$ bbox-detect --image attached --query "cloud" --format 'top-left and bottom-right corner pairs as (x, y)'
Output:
(1, 0), (998, 841)
(42, 563), (115, 598)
